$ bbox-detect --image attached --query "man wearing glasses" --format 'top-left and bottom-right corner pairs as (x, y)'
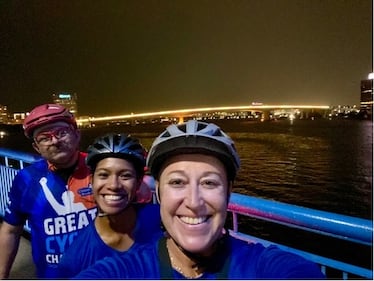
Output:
(0, 104), (97, 279)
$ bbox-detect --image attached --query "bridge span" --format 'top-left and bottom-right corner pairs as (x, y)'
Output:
(76, 104), (330, 126)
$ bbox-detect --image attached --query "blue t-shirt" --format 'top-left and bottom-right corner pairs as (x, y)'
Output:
(58, 203), (163, 278)
(3, 152), (97, 278)
(74, 236), (325, 279)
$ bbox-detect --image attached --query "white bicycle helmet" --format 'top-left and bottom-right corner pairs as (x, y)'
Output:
(86, 133), (146, 175)
(146, 120), (240, 181)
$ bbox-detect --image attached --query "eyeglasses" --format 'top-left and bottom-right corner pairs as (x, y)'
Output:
(34, 127), (73, 145)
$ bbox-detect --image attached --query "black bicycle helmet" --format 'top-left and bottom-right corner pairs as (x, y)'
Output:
(86, 133), (146, 176)
(146, 120), (240, 181)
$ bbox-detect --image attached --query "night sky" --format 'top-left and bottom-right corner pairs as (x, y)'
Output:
(0, 0), (372, 117)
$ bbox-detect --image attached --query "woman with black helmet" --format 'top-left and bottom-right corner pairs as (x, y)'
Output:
(58, 133), (163, 278)
(74, 120), (325, 279)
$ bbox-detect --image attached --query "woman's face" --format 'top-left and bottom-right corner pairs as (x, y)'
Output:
(92, 157), (140, 215)
(157, 154), (230, 255)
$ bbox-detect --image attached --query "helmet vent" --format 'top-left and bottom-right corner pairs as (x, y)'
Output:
(180, 124), (187, 132)
(197, 123), (206, 131)
(212, 129), (223, 136)
(161, 131), (171, 138)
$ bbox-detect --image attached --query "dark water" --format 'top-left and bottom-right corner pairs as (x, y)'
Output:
(1, 118), (373, 272)
(1, 119), (372, 219)
(230, 119), (373, 220)
(74, 119), (374, 221)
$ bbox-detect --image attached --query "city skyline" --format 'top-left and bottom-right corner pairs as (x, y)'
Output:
(0, 1), (372, 116)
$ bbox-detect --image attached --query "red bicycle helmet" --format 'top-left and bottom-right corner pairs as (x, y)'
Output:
(23, 104), (77, 138)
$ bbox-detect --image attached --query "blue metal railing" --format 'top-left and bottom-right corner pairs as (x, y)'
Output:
(0, 148), (41, 232)
(0, 147), (372, 279)
(228, 193), (372, 246)
(227, 193), (373, 279)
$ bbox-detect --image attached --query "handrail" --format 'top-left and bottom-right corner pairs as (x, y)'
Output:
(0, 148), (372, 279)
(228, 193), (373, 246)
(227, 193), (373, 279)
(0, 147), (41, 169)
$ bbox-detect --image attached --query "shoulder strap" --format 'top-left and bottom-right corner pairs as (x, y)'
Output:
(211, 234), (231, 279)
(215, 253), (231, 279)
(158, 237), (174, 279)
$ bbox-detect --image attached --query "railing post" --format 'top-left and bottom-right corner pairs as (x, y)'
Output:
(232, 211), (238, 232)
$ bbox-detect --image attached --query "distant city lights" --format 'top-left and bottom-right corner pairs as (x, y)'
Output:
(0, 131), (7, 138)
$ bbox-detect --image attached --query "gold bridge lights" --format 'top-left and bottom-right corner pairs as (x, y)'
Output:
(75, 104), (331, 126)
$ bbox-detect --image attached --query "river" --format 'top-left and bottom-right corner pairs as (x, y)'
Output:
(1, 118), (372, 219)
(0, 118), (373, 271)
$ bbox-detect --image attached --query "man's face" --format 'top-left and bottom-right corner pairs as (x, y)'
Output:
(32, 121), (80, 168)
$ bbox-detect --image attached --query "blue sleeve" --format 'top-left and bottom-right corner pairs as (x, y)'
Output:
(57, 229), (87, 278)
(72, 256), (126, 279)
(58, 245), (80, 278)
(3, 170), (31, 225)
(58, 224), (103, 278)
(256, 245), (325, 279)
(73, 242), (161, 279)
(229, 239), (325, 279)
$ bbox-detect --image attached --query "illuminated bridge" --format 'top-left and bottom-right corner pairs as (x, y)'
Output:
(76, 104), (330, 127)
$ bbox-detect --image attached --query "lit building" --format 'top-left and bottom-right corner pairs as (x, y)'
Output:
(12, 112), (27, 125)
(52, 92), (78, 116)
(360, 74), (373, 116)
(0, 105), (8, 124)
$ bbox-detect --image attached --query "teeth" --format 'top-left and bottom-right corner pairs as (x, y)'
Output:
(179, 216), (208, 225)
(104, 194), (123, 201)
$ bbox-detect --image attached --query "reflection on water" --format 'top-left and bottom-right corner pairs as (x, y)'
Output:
(231, 119), (373, 220)
(233, 132), (331, 204)
(1, 119), (372, 219)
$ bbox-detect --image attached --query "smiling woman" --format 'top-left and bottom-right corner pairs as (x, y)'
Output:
(73, 120), (325, 279)
(158, 153), (229, 279)
(57, 133), (163, 278)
